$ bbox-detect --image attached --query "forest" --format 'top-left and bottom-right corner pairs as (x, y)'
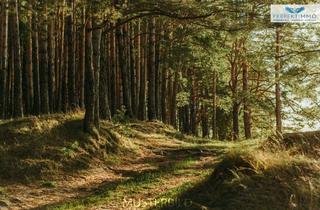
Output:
(0, 0), (320, 210)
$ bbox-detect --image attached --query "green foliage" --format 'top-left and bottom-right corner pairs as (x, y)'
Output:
(113, 106), (129, 123)
(61, 141), (80, 158)
(41, 181), (57, 188)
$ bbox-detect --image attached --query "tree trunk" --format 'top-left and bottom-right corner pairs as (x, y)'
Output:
(48, 20), (55, 113)
(11, 0), (23, 118)
(275, 26), (282, 134)
(32, 11), (41, 115)
(202, 89), (209, 138)
(92, 25), (102, 126)
(0, 1), (8, 119)
(230, 40), (240, 140)
(110, 25), (116, 116)
(84, 13), (96, 133)
(66, 0), (76, 110)
(161, 51), (167, 123)
(243, 58), (252, 139)
(78, 6), (86, 109)
(138, 20), (147, 120)
(147, 17), (156, 120)
(116, 23), (133, 117)
(171, 70), (178, 128)
(232, 103), (240, 140)
(129, 22), (137, 117)
(99, 32), (111, 120)
(155, 22), (161, 119)
(212, 70), (217, 139)
(39, 1), (49, 114)
(135, 19), (141, 117)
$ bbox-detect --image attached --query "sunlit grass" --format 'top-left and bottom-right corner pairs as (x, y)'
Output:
(50, 158), (202, 210)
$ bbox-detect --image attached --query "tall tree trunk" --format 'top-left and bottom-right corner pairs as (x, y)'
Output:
(48, 20), (55, 113)
(154, 22), (161, 119)
(202, 89), (209, 138)
(129, 22), (137, 117)
(100, 32), (111, 120)
(161, 50), (167, 123)
(232, 103), (240, 140)
(190, 70), (197, 135)
(32, 11), (40, 115)
(135, 19), (141, 117)
(110, 25), (116, 116)
(242, 57), (252, 139)
(171, 70), (178, 128)
(147, 17), (156, 120)
(66, 0), (76, 110)
(0, 1), (8, 119)
(230, 40), (240, 140)
(92, 25), (102, 127)
(275, 26), (282, 134)
(117, 24), (132, 117)
(84, 11), (96, 133)
(138, 20), (147, 120)
(27, 14), (34, 115)
(39, 1), (49, 114)
(212, 70), (217, 139)
(11, 0), (23, 118)
(78, 6), (86, 109)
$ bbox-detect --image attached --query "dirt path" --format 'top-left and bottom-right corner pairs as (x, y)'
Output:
(1, 141), (218, 210)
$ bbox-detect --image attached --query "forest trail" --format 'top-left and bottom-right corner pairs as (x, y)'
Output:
(4, 141), (217, 210)
(2, 115), (319, 210)
(0, 116), (221, 210)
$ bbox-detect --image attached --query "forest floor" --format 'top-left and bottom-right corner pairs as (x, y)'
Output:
(0, 113), (319, 210)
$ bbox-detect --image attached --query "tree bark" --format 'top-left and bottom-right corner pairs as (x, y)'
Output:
(116, 22), (132, 117)
(39, 1), (49, 114)
(0, 1), (8, 119)
(84, 12), (96, 133)
(135, 19), (141, 117)
(100, 32), (111, 120)
(66, 0), (77, 110)
(79, 6), (86, 109)
(138, 20), (147, 120)
(48, 20), (55, 113)
(212, 70), (217, 139)
(110, 25), (117, 116)
(275, 26), (282, 134)
(129, 22), (137, 117)
(11, 0), (23, 118)
(147, 16), (156, 120)
(230, 40), (240, 140)
(32, 11), (41, 115)
(243, 57), (252, 139)
(92, 24), (102, 126)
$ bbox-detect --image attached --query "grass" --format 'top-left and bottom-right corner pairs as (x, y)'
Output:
(47, 158), (203, 210)
(156, 137), (320, 210)
(0, 187), (6, 195)
(41, 181), (58, 188)
(0, 112), (147, 181)
(1, 113), (320, 210)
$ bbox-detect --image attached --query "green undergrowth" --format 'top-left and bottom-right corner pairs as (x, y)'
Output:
(158, 134), (320, 210)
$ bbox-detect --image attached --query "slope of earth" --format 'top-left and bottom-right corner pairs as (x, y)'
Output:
(0, 113), (243, 209)
(2, 113), (316, 210)
(155, 132), (320, 210)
